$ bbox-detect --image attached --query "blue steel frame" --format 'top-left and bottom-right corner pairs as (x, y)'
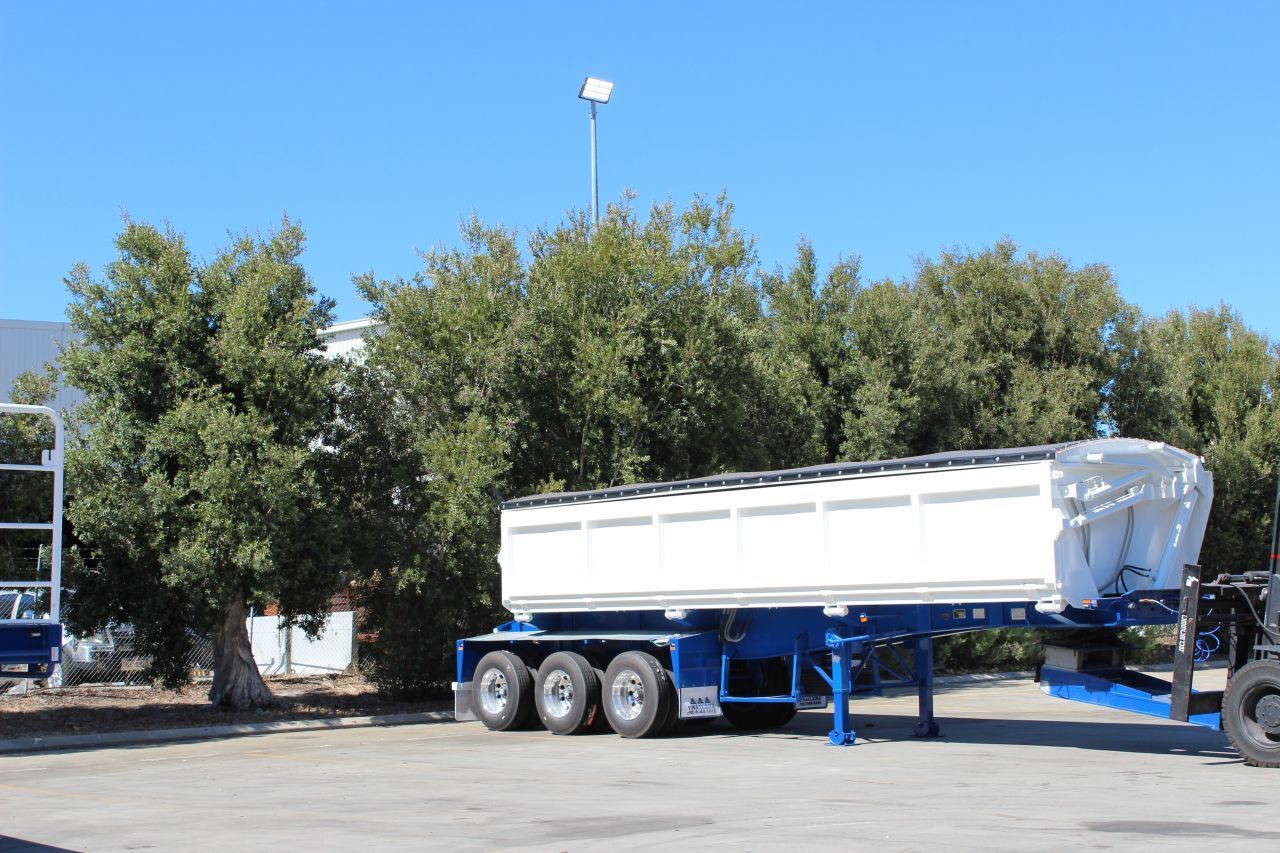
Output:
(1038, 666), (1222, 730)
(455, 590), (1187, 747)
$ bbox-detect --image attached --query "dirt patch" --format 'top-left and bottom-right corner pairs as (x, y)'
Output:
(0, 674), (450, 740)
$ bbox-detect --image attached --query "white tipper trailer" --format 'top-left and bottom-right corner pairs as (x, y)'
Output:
(454, 438), (1280, 766)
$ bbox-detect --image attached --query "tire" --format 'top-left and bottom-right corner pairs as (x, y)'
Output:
(721, 701), (797, 730)
(472, 650), (533, 732)
(601, 651), (672, 738)
(1222, 659), (1280, 768)
(585, 663), (613, 732)
(534, 651), (601, 735)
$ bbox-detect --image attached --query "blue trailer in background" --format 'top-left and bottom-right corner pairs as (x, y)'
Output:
(455, 444), (1280, 767)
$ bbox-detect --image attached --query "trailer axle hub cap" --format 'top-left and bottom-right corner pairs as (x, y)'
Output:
(542, 669), (574, 718)
(610, 670), (645, 721)
(1256, 694), (1280, 734)
(478, 669), (508, 716)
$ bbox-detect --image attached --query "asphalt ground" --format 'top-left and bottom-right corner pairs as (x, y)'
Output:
(0, 674), (1274, 852)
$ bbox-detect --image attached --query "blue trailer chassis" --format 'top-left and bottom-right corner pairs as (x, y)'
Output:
(456, 589), (1216, 746)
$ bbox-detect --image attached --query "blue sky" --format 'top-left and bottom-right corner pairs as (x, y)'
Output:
(1, 2), (1276, 337)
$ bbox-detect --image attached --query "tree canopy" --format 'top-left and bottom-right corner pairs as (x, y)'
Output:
(60, 218), (341, 707)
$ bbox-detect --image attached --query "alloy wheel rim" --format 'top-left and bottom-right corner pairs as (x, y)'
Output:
(478, 668), (508, 716)
(610, 669), (645, 721)
(542, 668), (575, 718)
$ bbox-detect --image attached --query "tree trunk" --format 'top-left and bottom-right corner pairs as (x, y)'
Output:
(209, 593), (273, 709)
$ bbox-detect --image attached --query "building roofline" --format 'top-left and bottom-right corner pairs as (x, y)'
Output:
(2, 317), (380, 337)
(320, 317), (381, 336)
(0, 318), (73, 331)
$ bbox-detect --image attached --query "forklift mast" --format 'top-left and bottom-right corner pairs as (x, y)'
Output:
(1265, 474), (1280, 639)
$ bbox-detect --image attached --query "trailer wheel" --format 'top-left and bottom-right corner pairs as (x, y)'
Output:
(1222, 659), (1280, 768)
(534, 651), (601, 735)
(721, 702), (797, 730)
(472, 650), (533, 732)
(602, 651), (672, 738)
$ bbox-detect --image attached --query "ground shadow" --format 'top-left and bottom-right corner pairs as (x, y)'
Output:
(0, 836), (81, 853)
(686, 707), (1238, 762)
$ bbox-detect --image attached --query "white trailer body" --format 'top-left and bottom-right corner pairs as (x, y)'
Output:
(499, 439), (1212, 617)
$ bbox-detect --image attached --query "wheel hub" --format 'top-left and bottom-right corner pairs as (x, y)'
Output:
(610, 670), (645, 721)
(542, 669), (575, 718)
(478, 668), (508, 716)
(1256, 694), (1280, 734)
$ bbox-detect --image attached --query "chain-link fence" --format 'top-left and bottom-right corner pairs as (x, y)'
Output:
(2, 609), (366, 692)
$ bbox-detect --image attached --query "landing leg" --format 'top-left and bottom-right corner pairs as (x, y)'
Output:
(913, 635), (941, 738)
(828, 640), (857, 746)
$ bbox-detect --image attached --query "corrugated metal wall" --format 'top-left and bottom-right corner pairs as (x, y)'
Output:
(0, 319), (84, 411)
(1, 317), (380, 410)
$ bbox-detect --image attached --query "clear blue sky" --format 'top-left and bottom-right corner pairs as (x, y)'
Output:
(2, 2), (1276, 337)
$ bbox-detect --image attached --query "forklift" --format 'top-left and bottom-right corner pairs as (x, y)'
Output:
(1172, 475), (1280, 767)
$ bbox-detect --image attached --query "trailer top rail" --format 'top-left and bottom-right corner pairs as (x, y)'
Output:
(502, 438), (1198, 510)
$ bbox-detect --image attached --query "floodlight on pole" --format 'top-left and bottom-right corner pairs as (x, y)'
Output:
(578, 77), (613, 225)
(578, 77), (613, 104)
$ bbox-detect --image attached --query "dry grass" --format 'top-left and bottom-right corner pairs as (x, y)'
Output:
(0, 674), (449, 740)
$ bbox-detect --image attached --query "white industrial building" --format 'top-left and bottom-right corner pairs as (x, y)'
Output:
(0, 317), (379, 406)
(0, 319), (85, 410)
(317, 317), (380, 362)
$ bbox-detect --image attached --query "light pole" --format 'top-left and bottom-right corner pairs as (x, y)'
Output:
(578, 77), (614, 225)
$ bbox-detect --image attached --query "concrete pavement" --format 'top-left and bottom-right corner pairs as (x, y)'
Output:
(0, 676), (1272, 852)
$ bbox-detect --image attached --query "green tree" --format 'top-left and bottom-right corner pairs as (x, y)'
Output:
(1112, 305), (1279, 572)
(61, 218), (341, 708)
(839, 240), (1132, 459)
(338, 197), (792, 694)
(758, 238), (1134, 464)
(338, 215), (523, 696)
(758, 239), (860, 464)
(514, 195), (769, 489)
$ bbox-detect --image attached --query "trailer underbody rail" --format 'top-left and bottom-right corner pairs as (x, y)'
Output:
(455, 594), (1190, 747)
